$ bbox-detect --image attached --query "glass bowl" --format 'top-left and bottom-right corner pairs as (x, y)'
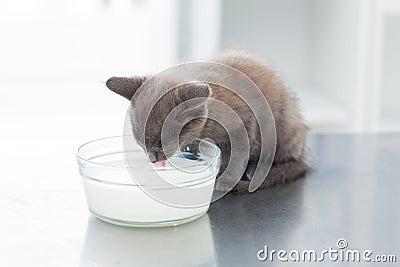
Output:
(76, 136), (221, 227)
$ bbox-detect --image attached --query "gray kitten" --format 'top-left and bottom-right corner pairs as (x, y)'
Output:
(106, 51), (309, 191)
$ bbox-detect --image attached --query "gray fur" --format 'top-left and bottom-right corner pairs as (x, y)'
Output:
(106, 51), (309, 191)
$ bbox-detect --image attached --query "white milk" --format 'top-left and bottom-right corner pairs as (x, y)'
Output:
(81, 159), (216, 226)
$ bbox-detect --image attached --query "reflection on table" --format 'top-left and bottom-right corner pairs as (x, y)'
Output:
(81, 214), (216, 267)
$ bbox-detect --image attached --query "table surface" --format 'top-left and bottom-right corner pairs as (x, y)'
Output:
(2, 134), (400, 266)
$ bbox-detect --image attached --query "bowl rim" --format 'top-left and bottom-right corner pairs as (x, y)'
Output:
(76, 135), (221, 170)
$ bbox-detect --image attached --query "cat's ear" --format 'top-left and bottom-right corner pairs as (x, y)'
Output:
(174, 82), (211, 122)
(105, 76), (147, 100)
(175, 82), (211, 102)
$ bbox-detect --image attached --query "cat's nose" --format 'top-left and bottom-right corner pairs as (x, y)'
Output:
(147, 151), (158, 163)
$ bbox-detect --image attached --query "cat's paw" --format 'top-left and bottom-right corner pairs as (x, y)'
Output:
(233, 180), (250, 192)
(215, 179), (249, 192)
(214, 179), (237, 192)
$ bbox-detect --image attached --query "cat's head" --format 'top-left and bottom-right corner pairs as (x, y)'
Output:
(106, 76), (211, 162)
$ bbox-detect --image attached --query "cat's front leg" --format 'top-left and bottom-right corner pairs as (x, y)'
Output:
(215, 155), (249, 192)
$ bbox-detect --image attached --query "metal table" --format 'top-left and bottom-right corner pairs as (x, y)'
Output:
(3, 134), (399, 266)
